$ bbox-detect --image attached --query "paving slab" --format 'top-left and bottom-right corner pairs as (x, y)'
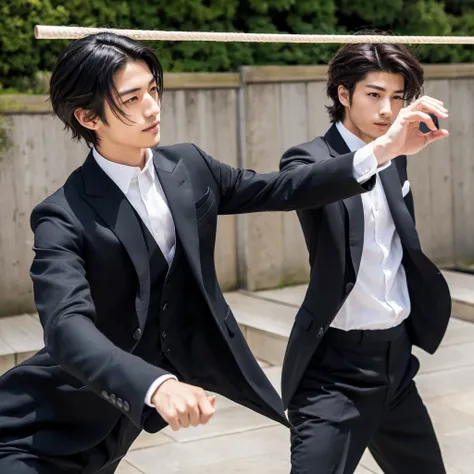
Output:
(436, 426), (474, 474)
(432, 390), (474, 417)
(414, 341), (474, 374)
(125, 426), (291, 474)
(427, 400), (474, 440)
(439, 317), (474, 347)
(416, 366), (474, 401)
(130, 432), (174, 452)
(442, 270), (474, 302)
(160, 404), (277, 443)
(116, 460), (145, 474)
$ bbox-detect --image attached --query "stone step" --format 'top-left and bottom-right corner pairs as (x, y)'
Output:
(0, 309), (273, 376)
(0, 270), (472, 375)
(0, 314), (43, 375)
(442, 269), (474, 323)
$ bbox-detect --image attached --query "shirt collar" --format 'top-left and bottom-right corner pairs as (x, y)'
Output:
(92, 148), (155, 194)
(335, 121), (368, 153)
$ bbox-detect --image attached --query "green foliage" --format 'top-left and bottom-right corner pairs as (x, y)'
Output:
(1, 0), (474, 93)
(0, 115), (13, 157)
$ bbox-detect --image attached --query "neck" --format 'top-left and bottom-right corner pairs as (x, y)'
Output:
(341, 118), (374, 145)
(95, 143), (148, 169)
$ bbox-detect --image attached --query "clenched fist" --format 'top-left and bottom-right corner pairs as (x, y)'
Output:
(152, 379), (216, 431)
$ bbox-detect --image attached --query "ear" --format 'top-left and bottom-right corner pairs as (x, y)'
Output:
(338, 85), (350, 108)
(74, 109), (100, 131)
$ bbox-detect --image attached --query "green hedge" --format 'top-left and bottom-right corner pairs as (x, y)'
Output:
(2, 0), (474, 93)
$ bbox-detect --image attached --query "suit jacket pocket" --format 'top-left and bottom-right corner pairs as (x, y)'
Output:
(195, 187), (210, 208)
(195, 188), (215, 220)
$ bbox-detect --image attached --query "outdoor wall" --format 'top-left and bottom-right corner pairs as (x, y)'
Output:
(1, 64), (473, 315)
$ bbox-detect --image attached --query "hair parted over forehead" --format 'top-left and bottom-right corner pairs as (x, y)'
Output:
(326, 31), (424, 123)
(49, 32), (164, 147)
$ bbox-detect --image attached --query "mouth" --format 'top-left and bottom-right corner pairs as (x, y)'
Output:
(143, 121), (160, 132)
(374, 123), (390, 128)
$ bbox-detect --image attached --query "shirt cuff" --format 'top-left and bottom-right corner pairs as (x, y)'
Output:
(353, 144), (391, 184)
(144, 374), (178, 407)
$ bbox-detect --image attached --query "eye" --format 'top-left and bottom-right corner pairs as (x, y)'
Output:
(124, 96), (138, 105)
(150, 85), (158, 92)
(393, 95), (404, 100)
(368, 92), (380, 98)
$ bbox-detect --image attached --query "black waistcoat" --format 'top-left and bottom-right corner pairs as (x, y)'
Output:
(132, 216), (190, 379)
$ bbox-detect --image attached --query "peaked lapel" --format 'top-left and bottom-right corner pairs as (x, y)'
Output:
(379, 163), (421, 250)
(152, 149), (205, 290)
(81, 153), (150, 331)
(324, 125), (365, 275)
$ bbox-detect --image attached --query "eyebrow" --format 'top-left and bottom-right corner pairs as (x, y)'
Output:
(118, 77), (156, 97)
(365, 84), (405, 94)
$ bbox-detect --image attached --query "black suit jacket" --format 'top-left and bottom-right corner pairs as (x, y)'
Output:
(0, 142), (376, 451)
(279, 125), (451, 408)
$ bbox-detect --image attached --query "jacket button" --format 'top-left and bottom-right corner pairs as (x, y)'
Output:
(133, 328), (142, 340)
(101, 390), (109, 400)
(162, 303), (168, 312)
(317, 327), (324, 338)
(123, 401), (130, 412)
(162, 331), (167, 339)
(345, 282), (354, 294)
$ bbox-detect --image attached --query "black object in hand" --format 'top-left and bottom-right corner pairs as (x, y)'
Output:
(419, 112), (440, 134)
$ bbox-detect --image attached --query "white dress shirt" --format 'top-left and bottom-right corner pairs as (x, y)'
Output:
(93, 148), (178, 407)
(330, 122), (411, 331)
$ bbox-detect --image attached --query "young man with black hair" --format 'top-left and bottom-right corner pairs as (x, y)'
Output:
(280, 41), (451, 473)
(0, 33), (447, 473)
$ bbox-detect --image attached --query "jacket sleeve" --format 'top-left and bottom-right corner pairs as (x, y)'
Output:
(30, 200), (167, 429)
(192, 143), (375, 215)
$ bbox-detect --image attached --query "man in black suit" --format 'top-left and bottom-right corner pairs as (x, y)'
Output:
(280, 41), (451, 473)
(0, 33), (447, 473)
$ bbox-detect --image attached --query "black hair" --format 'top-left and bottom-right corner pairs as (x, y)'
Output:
(50, 32), (163, 147)
(326, 34), (424, 123)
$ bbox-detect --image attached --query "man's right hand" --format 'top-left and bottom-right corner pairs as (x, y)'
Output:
(372, 95), (449, 165)
(151, 379), (216, 431)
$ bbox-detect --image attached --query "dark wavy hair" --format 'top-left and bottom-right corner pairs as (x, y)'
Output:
(326, 35), (424, 123)
(50, 32), (163, 147)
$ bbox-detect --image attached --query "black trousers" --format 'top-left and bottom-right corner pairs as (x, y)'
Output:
(288, 322), (445, 474)
(0, 415), (141, 474)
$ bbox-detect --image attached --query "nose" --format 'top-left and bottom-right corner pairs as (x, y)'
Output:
(380, 98), (392, 118)
(144, 93), (160, 117)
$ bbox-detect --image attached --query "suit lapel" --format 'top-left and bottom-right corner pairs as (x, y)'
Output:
(324, 125), (365, 275)
(81, 153), (150, 330)
(152, 149), (204, 288)
(379, 163), (421, 249)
